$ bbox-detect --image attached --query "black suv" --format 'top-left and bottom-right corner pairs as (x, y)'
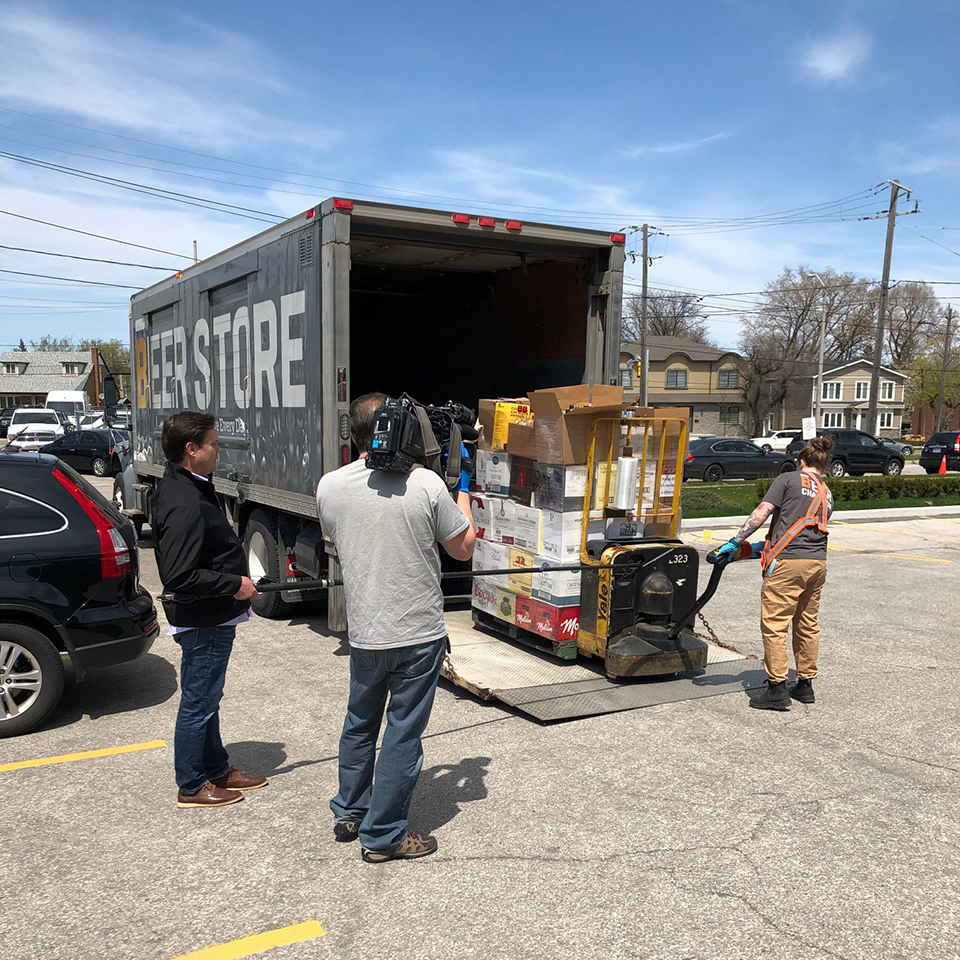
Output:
(0, 452), (159, 736)
(786, 430), (904, 477)
(0, 406), (16, 438)
(919, 432), (960, 474)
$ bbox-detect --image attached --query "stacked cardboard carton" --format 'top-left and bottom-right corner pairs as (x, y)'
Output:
(469, 387), (626, 646)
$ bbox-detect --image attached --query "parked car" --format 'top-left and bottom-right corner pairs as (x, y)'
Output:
(749, 429), (802, 452)
(684, 437), (796, 482)
(4, 408), (66, 451)
(0, 452), (159, 736)
(38, 429), (125, 477)
(0, 406), (17, 438)
(876, 436), (914, 457)
(918, 432), (960, 474)
(785, 430), (904, 477)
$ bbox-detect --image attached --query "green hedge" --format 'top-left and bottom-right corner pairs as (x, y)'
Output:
(755, 473), (960, 503)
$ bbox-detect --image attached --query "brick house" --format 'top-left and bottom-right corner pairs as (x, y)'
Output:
(771, 359), (909, 437)
(620, 336), (746, 438)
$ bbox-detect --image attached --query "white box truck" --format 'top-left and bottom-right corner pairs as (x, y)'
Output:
(117, 198), (625, 625)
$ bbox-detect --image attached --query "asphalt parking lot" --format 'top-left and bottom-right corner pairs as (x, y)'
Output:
(2, 477), (958, 960)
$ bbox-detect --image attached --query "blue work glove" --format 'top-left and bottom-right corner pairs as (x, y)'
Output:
(765, 557), (777, 578)
(749, 542), (765, 559)
(457, 443), (473, 493)
(707, 539), (739, 566)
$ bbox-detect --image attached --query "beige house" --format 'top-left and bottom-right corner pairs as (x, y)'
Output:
(774, 359), (909, 437)
(620, 336), (746, 438)
(0, 350), (97, 408)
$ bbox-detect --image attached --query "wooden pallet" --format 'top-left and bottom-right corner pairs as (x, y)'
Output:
(471, 609), (579, 661)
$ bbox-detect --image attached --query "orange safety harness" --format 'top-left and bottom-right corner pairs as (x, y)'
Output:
(760, 473), (830, 576)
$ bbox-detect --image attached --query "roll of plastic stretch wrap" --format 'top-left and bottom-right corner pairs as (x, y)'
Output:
(613, 449), (640, 510)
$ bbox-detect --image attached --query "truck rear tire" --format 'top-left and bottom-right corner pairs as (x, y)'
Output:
(244, 510), (293, 619)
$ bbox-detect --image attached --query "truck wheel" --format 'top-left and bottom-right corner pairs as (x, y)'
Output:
(244, 510), (293, 619)
(113, 476), (143, 539)
(0, 623), (65, 738)
(830, 460), (846, 477)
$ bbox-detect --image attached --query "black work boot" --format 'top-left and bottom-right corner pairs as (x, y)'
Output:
(790, 678), (815, 704)
(749, 680), (791, 711)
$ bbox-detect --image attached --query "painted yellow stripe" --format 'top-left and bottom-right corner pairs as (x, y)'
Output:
(832, 519), (960, 544)
(169, 922), (325, 960)
(886, 553), (953, 564)
(0, 739), (165, 772)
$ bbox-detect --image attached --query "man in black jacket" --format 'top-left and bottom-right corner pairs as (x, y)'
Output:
(153, 412), (266, 808)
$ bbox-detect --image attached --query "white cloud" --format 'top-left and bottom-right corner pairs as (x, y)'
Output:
(0, 5), (342, 153)
(621, 132), (731, 159)
(799, 34), (872, 83)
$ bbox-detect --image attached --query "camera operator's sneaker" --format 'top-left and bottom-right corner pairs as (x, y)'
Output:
(361, 831), (437, 862)
(334, 820), (360, 843)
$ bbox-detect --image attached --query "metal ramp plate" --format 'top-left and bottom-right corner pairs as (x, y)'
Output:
(443, 607), (767, 722)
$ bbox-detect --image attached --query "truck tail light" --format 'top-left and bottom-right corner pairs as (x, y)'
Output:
(53, 468), (131, 579)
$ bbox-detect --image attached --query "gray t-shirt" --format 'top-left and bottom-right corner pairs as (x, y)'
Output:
(761, 471), (834, 560)
(316, 460), (469, 649)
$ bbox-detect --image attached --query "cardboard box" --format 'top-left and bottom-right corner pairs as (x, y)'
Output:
(514, 595), (537, 634)
(471, 577), (498, 617)
(533, 463), (588, 512)
(507, 419), (538, 459)
(478, 398), (531, 450)
(512, 503), (543, 554)
(509, 455), (537, 506)
(507, 546), (535, 596)
(532, 554), (582, 606)
(540, 509), (604, 562)
(473, 538), (510, 587)
(475, 450), (511, 496)
(592, 460), (618, 509)
(468, 494), (492, 541)
(528, 385), (623, 465)
(495, 587), (517, 624)
(488, 496), (516, 545)
(533, 600), (581, 643)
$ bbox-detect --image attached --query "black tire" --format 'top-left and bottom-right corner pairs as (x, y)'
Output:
(244, 510), (293, 619)
(112, 476), (143, 539)
(761, 444), (773, 453)
(884, 459), (903, 476)
(830, 460), (846, 477)
(925, 468), (938, 475)
(777, 461), (795, 474)
(902, 446), (913, 457)
(703, 464), (724, 483)
(92, 456), (109, 477)
(0, 623), (65, 737)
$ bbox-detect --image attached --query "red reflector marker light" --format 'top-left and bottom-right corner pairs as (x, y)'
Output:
(52, 468), (131, 578)
(451, 213), (470, 225)
(505, 220), (523, 232)
(340, 444), (351, 466)
(610, 233), (626, 244)
(305, 209), (315, 219)
(478, 217), (496, 228)
(333, 198), (354, 211)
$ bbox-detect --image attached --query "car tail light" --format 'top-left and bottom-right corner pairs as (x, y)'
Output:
(685, 454), (694, 463)
(52, 468), (131, 578)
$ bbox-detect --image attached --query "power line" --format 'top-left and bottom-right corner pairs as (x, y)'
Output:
(0, 268), (140, 289)
(0, 244), (178, 271)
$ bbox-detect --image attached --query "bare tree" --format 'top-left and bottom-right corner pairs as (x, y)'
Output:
(622, 289), (712, 344)
(29, 335), (76, 351)
(885, 282), (940, 368)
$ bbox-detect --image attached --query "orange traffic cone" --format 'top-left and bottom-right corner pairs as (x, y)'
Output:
(939, 454), (947, 475)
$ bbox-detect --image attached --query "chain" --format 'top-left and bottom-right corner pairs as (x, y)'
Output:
(693, 611), (755, 658)
(443, 652), (463, 685)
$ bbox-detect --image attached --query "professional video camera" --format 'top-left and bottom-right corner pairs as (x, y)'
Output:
(367, 393), (478, 487)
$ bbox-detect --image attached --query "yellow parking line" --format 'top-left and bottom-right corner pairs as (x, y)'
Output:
(169, 922), (326, 960)
(832, 519), (960, 544)
(887, 553), (953, 564)
(0, 739), (165, 773)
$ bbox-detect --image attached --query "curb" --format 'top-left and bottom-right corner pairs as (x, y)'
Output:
(682, 503), (960, 533)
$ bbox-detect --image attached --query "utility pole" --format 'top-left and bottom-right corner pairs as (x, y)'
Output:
(936, 305), (954, 432)
(812, 274), (827, 427)
(867, 180), (916, 435)
(640, 224), (649, 406)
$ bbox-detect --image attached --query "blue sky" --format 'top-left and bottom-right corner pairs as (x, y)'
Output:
(1, 0), (959, 351)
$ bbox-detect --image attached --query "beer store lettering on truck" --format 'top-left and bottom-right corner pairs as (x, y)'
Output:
(138, 291), (307, 411)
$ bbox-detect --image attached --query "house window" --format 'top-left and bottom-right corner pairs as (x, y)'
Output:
(823, 412), (843, 428)
(855, 381), (870, 401)
(719, 404), (740, 424)
(822, 382), (842, 400)
(880, 381), (895, 401)
(666, 367), (688, 389)
(717, 368), (739, 389)
(3, 364), (20, 375)
(619, 367), (632, 388)
(879, 411), (894, 429)
(61, 362), (85, 375)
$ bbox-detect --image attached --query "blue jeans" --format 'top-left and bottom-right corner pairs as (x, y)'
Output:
(330, 637), (446, 851)
(173, 625), (235, 793)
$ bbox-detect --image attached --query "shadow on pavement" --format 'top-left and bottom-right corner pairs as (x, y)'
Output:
(39, 652), (179, 732)
(225, 740), (338, 778)
(414, 755), (492, 832)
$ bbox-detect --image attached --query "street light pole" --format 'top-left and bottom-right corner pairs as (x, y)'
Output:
(812, 274), (827, 428)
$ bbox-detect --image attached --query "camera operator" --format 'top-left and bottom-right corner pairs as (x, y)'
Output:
(316, 392), (476, 862)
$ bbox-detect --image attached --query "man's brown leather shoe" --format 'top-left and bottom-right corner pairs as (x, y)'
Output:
(210, 766), (269, 791)
(176, 781), (244, 808)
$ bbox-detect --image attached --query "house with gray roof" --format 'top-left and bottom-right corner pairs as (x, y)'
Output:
(0, 351), (98, 408)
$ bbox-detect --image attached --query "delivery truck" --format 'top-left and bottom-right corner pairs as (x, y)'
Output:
(116, 198), (627, 626)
